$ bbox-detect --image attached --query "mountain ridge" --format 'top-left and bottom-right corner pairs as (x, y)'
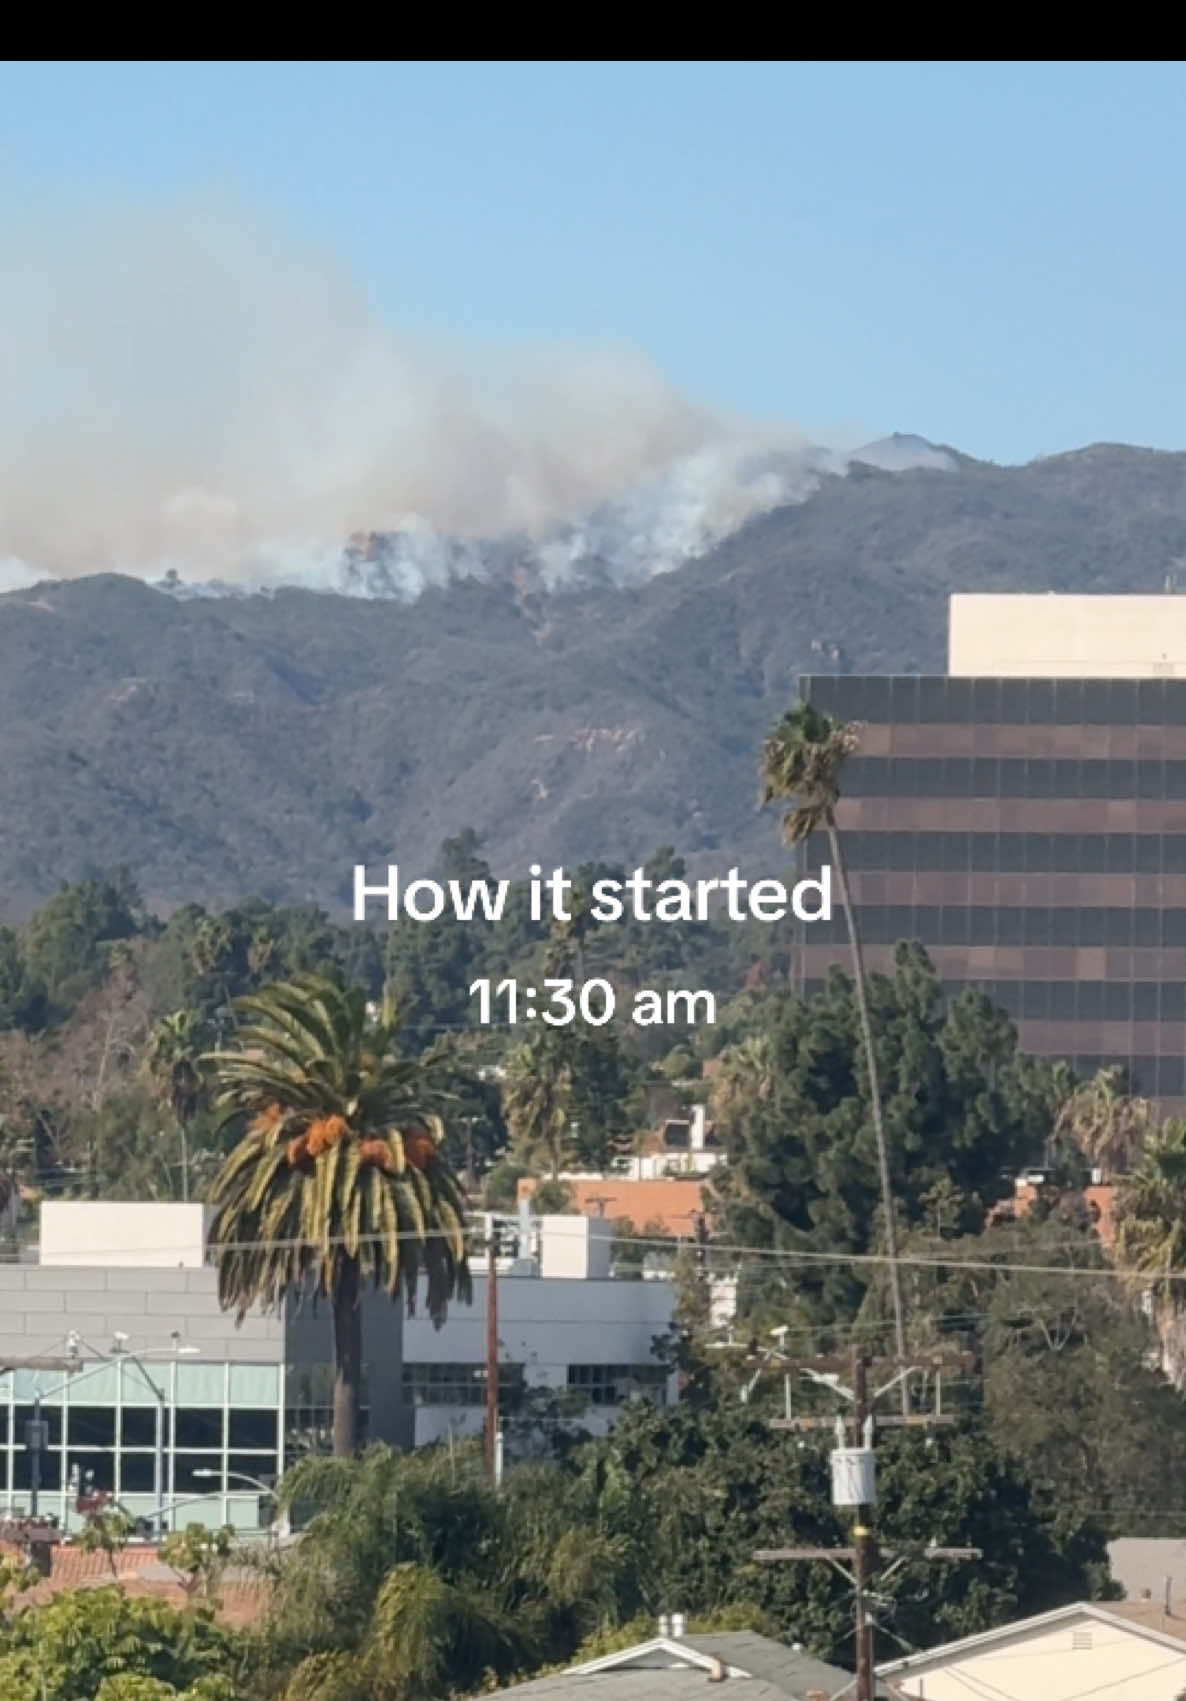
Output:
(3, 440), (1186, 920)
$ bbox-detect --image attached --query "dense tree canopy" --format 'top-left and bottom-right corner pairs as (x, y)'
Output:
(0, 1571), (242, 1701)
(709, 943), (1064, 1325)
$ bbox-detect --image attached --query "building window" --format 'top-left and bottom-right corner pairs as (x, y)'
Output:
(0, 1360), (284, 1532)
(566, 1365), (669, 1407)
(285, 1363), (370, 1457)
(401, 1363), (525, 1409)
(228, 1408), (279, 1451)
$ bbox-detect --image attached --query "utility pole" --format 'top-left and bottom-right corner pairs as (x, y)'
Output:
(851, 1351), (874, 1700)
(485, 1222), (499, 1485)
(754, 1346), (979, 1701)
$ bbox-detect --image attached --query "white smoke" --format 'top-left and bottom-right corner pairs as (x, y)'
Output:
(0, 183), (951, 599)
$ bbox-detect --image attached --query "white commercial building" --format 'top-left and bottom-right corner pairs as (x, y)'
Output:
(949, 591), (1186, 677)
(0, 1203), (676, 1532)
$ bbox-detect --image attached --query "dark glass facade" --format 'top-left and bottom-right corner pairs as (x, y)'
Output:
(796, 674), (1186, 1105)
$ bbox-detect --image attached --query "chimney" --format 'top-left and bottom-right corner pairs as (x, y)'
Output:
(671, 1612), (686, 1638)
(658, 1614), (671, 1636)
(707, 1656), (725, 1683)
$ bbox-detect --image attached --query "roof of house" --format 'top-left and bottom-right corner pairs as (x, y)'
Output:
(0, 1538), (273, 1628)
(876, 1599), (1186, 1677)
(1108, 1536), (1186, 1604)
(516, 1177), (709, 1236)
(483, 1631), (856, 1699)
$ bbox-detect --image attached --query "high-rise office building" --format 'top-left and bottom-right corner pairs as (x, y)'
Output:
(796, 594), (1186, 1106)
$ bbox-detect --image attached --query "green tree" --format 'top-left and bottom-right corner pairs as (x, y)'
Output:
(206, 975), (472, 1457)
(0, 1584), (240, 1701)
(146, 1011), (209, 1202)
(1115, 1118), (1186, 1384)
(21, 869), (146, 1019)
(1054, 1065), (1152, 1180)
(709, 948), (1059, 1331)
(596, 1389), (1113, 1663)
(503, 1033), (573, 1182)
(160, 1525), (235, 1603)
(760, 699), (907, 1388)
(77, 1509), (137, 1582)
(565, 1025), (636, 1172)
(0, 1115), (34, 1237)
(0, 925), (43, 1031)
(263, 1442), (643, 1698)
(712, 1036), (774, 1110)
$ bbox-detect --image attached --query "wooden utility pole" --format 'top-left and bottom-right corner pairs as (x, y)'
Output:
(754, 1346), (979, 1701)
(485, 1225), (499, 1484)
(851, 1350), (874, 1701)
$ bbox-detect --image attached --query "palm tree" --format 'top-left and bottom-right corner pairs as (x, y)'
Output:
(713, 1036), (775, 1110)
(1053, 1066), (1152, 1180)
(146, 1009), (206, 1202)
(761, 699), (908, 1399)
(549, 881), (594, 982)
(502, 1035), (573, 1182)
(205, 974), (472, 1457)
(1115, 1118), (1186, 1385)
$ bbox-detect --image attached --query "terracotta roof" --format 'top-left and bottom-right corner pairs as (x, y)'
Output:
(518, 1177), (709, 1237)
(989, 1182), (1118, 1250)
(0, 1538), (272, 1627)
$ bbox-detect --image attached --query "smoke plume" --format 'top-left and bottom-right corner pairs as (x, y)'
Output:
(0, 186), (949, 599)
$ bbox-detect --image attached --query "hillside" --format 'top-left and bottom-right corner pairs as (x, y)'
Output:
(3, 443), (1186, 918)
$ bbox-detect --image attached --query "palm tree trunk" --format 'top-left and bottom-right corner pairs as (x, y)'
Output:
(826, 821), (909, 1412)
(331, 1258), (363, 1457)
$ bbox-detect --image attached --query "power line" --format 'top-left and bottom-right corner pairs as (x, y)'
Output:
(0, 1222), (1166, 1286)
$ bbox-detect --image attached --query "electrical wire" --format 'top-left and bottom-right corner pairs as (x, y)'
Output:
(0, 1219), (1168, 1286)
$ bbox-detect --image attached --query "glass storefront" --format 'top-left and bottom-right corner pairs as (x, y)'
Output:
(0, 1360), (282, 1534)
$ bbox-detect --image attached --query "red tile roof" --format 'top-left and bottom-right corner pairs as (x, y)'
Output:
(518, 1176), (709, 1237)
(0, 1538), (272, 1627)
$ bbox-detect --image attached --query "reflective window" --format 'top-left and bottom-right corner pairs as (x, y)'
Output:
(566, 1364), (668, 1407)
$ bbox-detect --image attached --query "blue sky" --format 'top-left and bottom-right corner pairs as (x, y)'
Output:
(2, 60), (1183, 464)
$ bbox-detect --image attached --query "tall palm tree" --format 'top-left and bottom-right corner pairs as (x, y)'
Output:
(146, 1009), (206, 1202)
(205, 974), (471, 1457)
(502, 1036), (572, 1182)
(1115, 1118), (1186, 1385)
(1054, 1065), (1152, 1180)
(761, 699), (908, 1400)
(550, 881), (594, 982)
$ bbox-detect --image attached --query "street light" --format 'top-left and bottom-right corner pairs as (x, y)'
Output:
(23, 1335), (199, 1539)
(192, 1468), (287, 1537)
(192, 1467), (273, 1495)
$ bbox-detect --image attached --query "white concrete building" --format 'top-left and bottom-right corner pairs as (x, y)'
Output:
(0, 1203), (676, 1530)
(949, 591), (1186, 677)
(622, 1104), (724, 1180)
(405, 1211), (675, 1447)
